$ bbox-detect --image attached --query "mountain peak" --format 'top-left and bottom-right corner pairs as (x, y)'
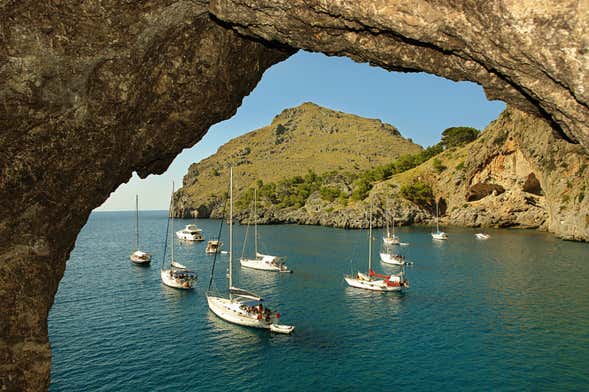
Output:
(174, 104), (421, 216)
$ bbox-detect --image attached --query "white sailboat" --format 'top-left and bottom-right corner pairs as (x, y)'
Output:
(380, 200), (405, 266)
(431, 199), (448, 240)
(382, 201), (400, 246)
(130, 195), (151, 265)
(161, 184), (197, 289)
(207, 168), (294, 334)
(240, 189), (291, 273)
(380, 251), (406, 266)
(345, 200), (409, 292)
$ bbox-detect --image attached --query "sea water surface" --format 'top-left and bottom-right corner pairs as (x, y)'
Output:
(49, 211), (589, 391)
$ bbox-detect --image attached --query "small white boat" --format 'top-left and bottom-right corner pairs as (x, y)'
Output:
(130, 250), (151, 265)
(161, 184), (197, 289)
(431, 232), (448, 240)
(475, 233), (490, 240)
(345, 199), (409, 292)
(207, 168), (294, 333)
(206, 239), (223, 254)
(380, 251), (406, 266)
(345, 271), (408, 292)
(241, 253), (291, 272)
(431, 200), (448, 241)
(129, 195), (151, 265)
(176, 224), (204, 241)
(239, 189), (291, 272)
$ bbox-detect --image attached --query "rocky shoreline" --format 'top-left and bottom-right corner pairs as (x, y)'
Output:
(174, 107), (589, 242)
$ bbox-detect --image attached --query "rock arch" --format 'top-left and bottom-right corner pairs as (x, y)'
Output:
(1, 1), (587, 390)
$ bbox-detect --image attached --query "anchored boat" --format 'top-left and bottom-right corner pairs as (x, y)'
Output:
(207, 168), (294, 334)
(130, 195), (151, 265)
(161, 183), (197, 289)
(240, 189), (290, 273)
(345, 199), (409, 292)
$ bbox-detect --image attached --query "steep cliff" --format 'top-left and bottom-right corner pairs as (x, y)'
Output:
(382, 107), (589, 241)
(2, 1), (588, 389)
(193, 107), (589, 242)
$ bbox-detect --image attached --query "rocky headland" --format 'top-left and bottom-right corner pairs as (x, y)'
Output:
(174, 105), (589, 242)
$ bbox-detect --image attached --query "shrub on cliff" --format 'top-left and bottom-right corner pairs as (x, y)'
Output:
(400, 181), (434, 209)
(441, 127), (480, 148)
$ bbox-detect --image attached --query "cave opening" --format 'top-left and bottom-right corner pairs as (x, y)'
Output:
(2, 2), (587, 390)
(47, 50), (508, 389)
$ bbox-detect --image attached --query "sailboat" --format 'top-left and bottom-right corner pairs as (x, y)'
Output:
(345, 199), (409, 291)
(382, 201), (400, 246)
(431, 199), (448, 240)
(160, 183), (197, 289)
(206, 168), (294, 334)
(240, 189), (291, 273)
(380, 200), (405, 266)
(130, 195), (151, 265)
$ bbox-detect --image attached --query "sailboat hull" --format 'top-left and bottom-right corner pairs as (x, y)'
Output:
(160, 269), (195, 289)
(383, 236), (400, 245)
(207, 296), (274, 329)
(379, 252), (405, 266)
(344, 276), (403, 292)
(431, 232), (448, 240)
(130, 251), (151, 265)
(240, 258), (291, 272)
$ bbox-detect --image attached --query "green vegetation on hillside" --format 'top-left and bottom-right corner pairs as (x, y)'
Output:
(174, 102), (424, 215)
(400, 181), (434, 210)
(440, 127), (480, 148)
(235, 138), (460, 208)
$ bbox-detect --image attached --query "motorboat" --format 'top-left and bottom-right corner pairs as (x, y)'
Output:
(176, 224), (204, 241)
(206, 239), (223, 254)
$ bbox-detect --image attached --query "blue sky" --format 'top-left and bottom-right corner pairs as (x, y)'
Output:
(96, 50), (505, 211)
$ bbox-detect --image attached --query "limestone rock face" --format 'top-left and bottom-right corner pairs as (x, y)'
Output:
(2, 1), (589, 390)
(0, 2), (290, 389)
(433, 107), (589, 240)
(209, 0), (589, 150)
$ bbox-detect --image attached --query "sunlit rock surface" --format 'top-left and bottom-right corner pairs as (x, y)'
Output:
(1, 0), (589, 390)
(210, 0), (589, 149)
(0, 2), (290, 389)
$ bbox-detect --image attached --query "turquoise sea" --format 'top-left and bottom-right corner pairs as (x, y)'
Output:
(49, 211), (589, 391)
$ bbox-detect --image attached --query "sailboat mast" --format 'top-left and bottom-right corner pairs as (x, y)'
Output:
(436, 200), (440, 233)
(135, 194), (139, 251)
(254, 188), (258, 256)
(385, 201), (390, 237)
(391, 199), (395, 237)
(368, 199), (373, 273)
(229, 168), (233, 297)
(171, 183), (175, 266)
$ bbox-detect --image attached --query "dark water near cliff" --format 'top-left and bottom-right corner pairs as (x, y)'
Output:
(49, 211), (589, 391)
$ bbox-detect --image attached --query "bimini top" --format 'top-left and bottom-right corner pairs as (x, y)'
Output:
(230, 287), (262, 301)
(183, 224), (202, 233)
